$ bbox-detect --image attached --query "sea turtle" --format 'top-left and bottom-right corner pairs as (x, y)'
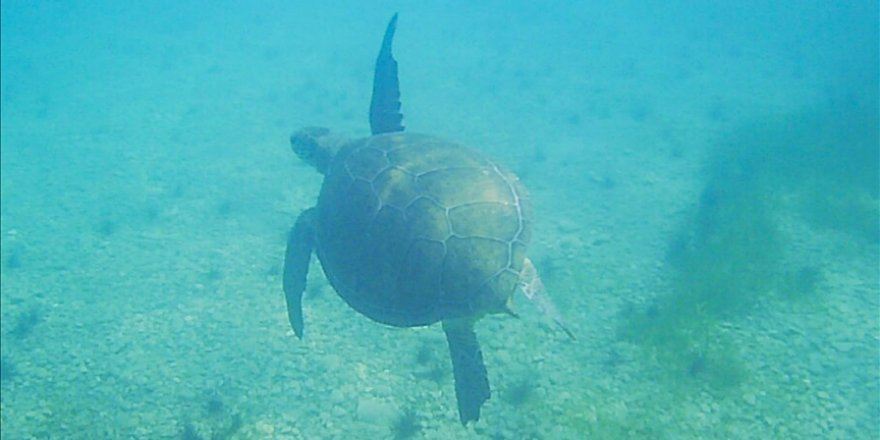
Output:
(283, 14), (571, 424)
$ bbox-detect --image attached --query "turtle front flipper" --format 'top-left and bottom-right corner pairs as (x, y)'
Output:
(369, 13), (404, 135)
(283, 207), (317, 338)
(442, 318), (490, 425)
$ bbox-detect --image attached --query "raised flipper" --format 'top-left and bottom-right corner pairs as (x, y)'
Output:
(442, 318), (490, 425)
(369, 13), (404, 135)
(283, 207), (316, 338)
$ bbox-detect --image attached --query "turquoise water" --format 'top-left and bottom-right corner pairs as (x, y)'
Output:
(1, 1), (877, 438)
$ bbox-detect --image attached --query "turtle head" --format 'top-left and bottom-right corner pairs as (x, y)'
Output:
(290, 127), (349, 174)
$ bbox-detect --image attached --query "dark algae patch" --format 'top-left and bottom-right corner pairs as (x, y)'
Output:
(0, 355), (17, 383)
(10, 305), (44, 339)
(390, 407), (421, 440)
(620, 95), (878, 395)
(502, 375), (538, 408)
(176, 387), (243, 440)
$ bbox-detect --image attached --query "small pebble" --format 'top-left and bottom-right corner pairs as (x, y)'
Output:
(331, 405), (346, 418)
(355, 397), (395, 424)
(832, 341), (853, 353)
(255, 420), (275, 435)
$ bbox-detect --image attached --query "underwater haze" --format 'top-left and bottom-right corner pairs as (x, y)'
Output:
(1, 1), (878, 438)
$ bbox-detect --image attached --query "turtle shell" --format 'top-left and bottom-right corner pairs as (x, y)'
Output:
(315, 132), (532, 327)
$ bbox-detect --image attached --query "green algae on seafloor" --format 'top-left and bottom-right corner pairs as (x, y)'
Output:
(618, 98), (879, 398)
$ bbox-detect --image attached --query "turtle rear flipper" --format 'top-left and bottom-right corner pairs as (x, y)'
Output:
(520, 257), (575, 340)
(442, 318), (490, 425)
(283, 207), (317, 338)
